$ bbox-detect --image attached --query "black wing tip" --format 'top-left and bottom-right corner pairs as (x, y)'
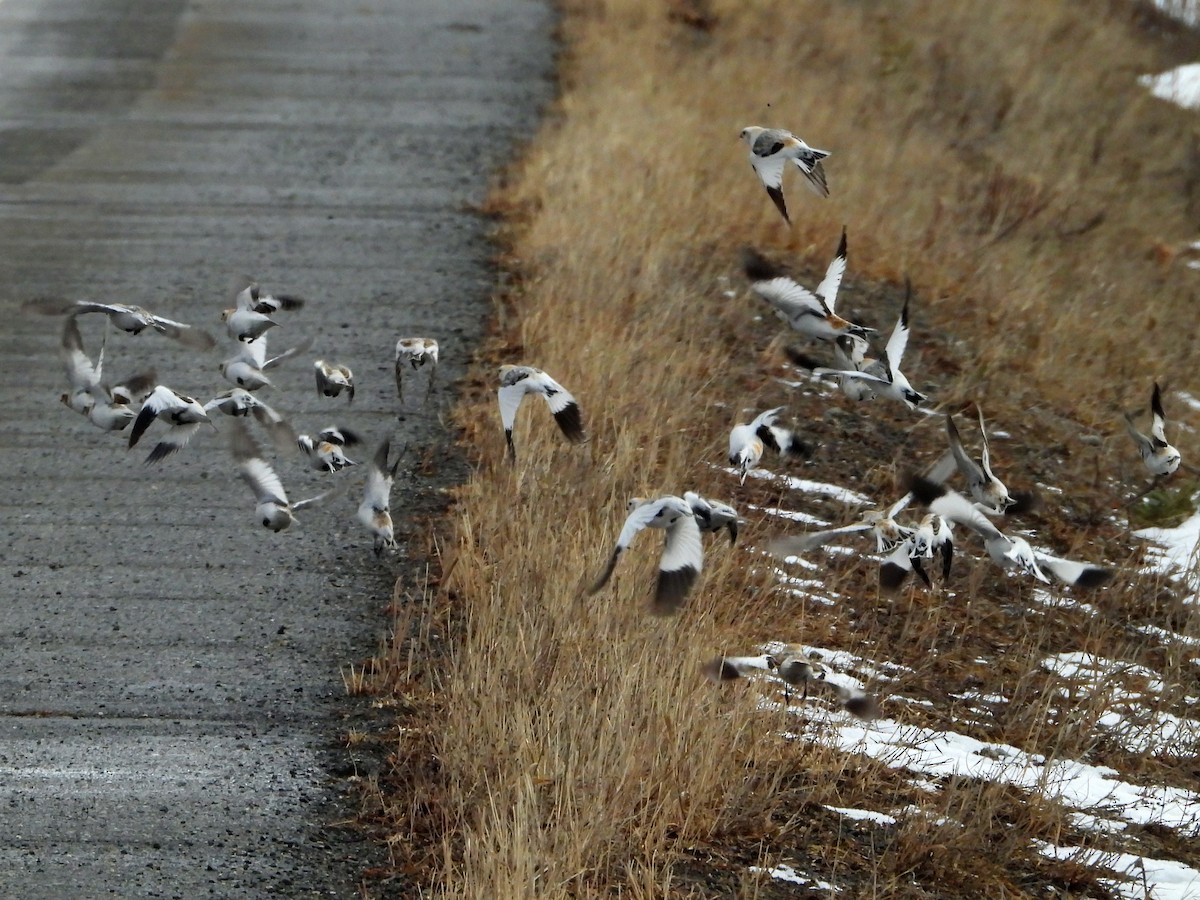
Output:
(553, 403), (586, 444)
(275, 294), (305, 310)
(765, 185), (791, 224)
(652, 566), (699, 615)
(702, 657), (743, 682)
(1074, 567), (1114, 589)
(725, 521), (738, 545)
(843, 694), (881, 721)
(782, 345), (825, 371)
(741, 246), (787, 282)
(908, 474), (947, 506)
(143, 441), (178, 465)
(587, 550), (621, 596)
(805, 161), (830, 198)
(1005, 489), (1041, 516)
(1151, 382), (1167, 419)
(835, 225), (847, 259)
(879, 562), (910, 592)
(785, 435), (813, 459)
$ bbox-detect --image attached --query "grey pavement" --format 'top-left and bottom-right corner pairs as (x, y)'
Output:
(0, 0), (553, 896)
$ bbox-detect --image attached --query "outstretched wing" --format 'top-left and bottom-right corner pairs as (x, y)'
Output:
(814, 227), (847, 311)
(652, 512), (703, 615)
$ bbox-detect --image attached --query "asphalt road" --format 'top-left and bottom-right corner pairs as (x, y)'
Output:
(0, 0), (553, 895)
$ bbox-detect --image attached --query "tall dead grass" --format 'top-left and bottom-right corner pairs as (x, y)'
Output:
(382, 0), (1200, 895)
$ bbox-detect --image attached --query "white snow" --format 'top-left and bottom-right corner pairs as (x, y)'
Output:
(749, 863), (840, 891)
(1136, 512), (1200, 598)
(1037, 841), (1200, 900)
(825, 805), (897, 825)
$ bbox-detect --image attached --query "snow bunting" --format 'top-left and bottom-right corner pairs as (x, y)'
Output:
(878, 513), (954, 592)
(766, 650), (826, 703)
(739, 125), (830, 224)
(204, 388), (295, 452)
(945, 408), (1013, 514)
(357, 438), (404, 555)
(1125, 382), (1181, 477)
(230, 277), (306, 315)
(497, 365), (585, 460)
(784, 337), (875, 401)
(230, 420), (339, 532)
(908, 477), (1112, 588)
(128, 385), (215, 464)
(683, 491), (741, 544)
(221, 278), (282, 342)
(314, 359), (355, 403)
(589, 495), (703, 615)
(394, 337), (439, 405)
(728, 406), (810, 484)
(815, 280), (926, 410)
(743, 235), (873, 355)
(297, 425), (362, 473)
(768, 492), (915, 561)
(219, 334), (313, 392)
(24, 297), (216, 350)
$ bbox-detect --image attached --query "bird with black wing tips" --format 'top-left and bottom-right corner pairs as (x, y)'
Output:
(24, 296), (216, 350)
(1125, 382), (1181, 477)
(589, 495), (703, 615)
(357, 438), (404, 555)
(683, 491), (741, 544)
(739, 125), (830, 224)
(878, 512), (954, 593)
(744, 231), (874, 358)
(205, 388), (295, 453)
(945, 408), (1014, 515)
(728, 406), (810, 485)
(221, 278), (280, 343)
(497, 364), (585, 461)
(128, 385), (216, 464)
(908, 476), (1112, 588)
(314, 359), (355, 403)
(394, 337), (439, 405)
(297, 425), (362, 473)
(814, 280), (926, 411)
(219, 333), (313, 392)
(230, 420), (339, 533)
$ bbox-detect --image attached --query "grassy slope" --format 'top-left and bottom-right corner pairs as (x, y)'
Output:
(373, 1), (1200, 897)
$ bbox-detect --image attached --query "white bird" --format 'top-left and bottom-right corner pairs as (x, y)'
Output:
(357, 438), (404, 555)
(908, 476), (1112, 588)
(297, 425), (362, 473)
(743, 233), (873, 355)
(683, 491), (741, 544)
(878, 513), (954, 592)
(728, 406), (810, 485)
(784, 336), (875, 402)
(589, 495), (703, 615)
(204, 388), (295, 452)
(394, 337), (439, 405)
(314, 359), (355, 403)
(230, 420), (339, 533)
(128, 385), (216, 464)
(219, 334), (313, 391)
(1125, 382), (1181, 477)
(946, 408), (1013, 514)
(768, 492), (915, 562)
(58, 318), (157, 432)
(815, 280), (926, 410)
(221, 279), (280, 342)
(23, 297), (216, 350)
(739, 125), (830, 224)
(497, 364), (585, 460)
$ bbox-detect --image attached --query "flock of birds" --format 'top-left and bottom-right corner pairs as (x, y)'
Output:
(486, 125), (1186, 718)
(24, 279), (442, 555)
(25, 125), (1185, 719)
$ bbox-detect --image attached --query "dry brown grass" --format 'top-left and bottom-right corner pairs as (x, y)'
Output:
(367, 0), (1200, 896)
